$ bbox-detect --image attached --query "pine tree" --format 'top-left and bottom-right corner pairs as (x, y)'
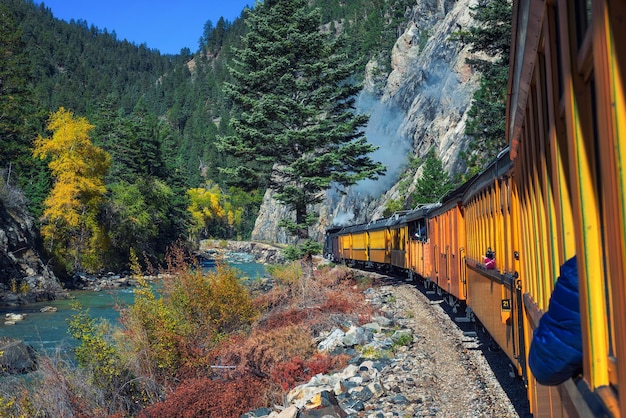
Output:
(410, 149), (454, 205)
(457, 0), (512, 175)
(217, 0), (385, 256)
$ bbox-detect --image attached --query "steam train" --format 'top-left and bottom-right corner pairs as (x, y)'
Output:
(325, 0), (626, 416)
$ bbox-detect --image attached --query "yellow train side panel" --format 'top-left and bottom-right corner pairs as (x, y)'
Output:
(591, 0), (626, 406)
(368, 229), (389, 264)
(339, 234), (351, 261)
(509, 0), (626, 415)
(427, 217), (439, 283)
(430, 205), (466, 300)
(390, 226), (406, 269)
(407, 238), (429, 279)
(350, 231), (368, 262)
(466, 266), (518, 365)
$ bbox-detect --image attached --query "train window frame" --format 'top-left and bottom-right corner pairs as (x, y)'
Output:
(410, 218), (428, 242)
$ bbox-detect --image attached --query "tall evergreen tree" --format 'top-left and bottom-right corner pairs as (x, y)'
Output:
(217, 0), (385, 257)
(410, 149), (454, 205)
(457, 0), (512, 175)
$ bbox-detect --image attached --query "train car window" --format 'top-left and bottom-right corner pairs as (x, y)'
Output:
(411, 219), (427, 241)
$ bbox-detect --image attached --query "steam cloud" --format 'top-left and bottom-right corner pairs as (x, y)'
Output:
(353, 91), (412, 196)
(332, 211), (355, 226)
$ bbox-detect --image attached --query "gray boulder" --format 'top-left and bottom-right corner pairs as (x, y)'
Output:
(0, 338), (37, 374)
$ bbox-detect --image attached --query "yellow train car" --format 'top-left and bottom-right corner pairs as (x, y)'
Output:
(462, 151), (526, 375)
(337, 224), (368, 265)
(405, 207), (433, 281)
(507, 0), (626, 415)
(427, 195), (467, 301)
(348, 226), (369, 265)
(365, 219), (391, 266)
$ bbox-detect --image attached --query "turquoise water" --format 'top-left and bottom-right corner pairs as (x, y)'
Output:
(0, 262), (266, 355)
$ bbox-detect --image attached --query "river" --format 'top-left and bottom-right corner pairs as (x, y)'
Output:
(0, 260), (267, 356)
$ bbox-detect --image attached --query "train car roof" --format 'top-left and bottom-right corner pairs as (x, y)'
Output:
(325, 204), (441, 235)
(431, 179), (476, 215)
(404, 204), (440, 222)
(366, 212), (408, 230)
(506, 0), (542, 160)
(324, 226), (344, 235)
(462, 147), (513, 204)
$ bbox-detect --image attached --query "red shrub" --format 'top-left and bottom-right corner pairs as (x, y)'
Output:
(258, 306), (319, 329)
(270, 356), (307, 390)
(306, 352), (335, 375)
(269, 353), (337, 391)
(138, 374), (266, 418)
(320, 292), (355, 313)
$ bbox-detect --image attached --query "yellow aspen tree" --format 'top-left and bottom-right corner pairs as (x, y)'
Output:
(33, 107), (111, 273)
(187, 181), (226, 239)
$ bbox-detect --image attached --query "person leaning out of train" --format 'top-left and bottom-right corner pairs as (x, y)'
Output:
(528, 256), (583, 386)
(484, 247), (495, 269)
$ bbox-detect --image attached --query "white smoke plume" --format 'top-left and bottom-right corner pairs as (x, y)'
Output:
(332, 211), (355, 226)
(353, 91), (412, 196)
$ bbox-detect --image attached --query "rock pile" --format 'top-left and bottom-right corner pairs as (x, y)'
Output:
(243, 282), (524, 418)
(0, 199), (66, 305)
(242, 289), (419, 418)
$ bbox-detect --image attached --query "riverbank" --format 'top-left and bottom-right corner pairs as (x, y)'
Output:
(0, 240), (285, 309)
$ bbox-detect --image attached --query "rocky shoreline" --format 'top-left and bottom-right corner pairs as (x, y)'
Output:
(199, 239), (286, 265)
(0, 240), (284, 307)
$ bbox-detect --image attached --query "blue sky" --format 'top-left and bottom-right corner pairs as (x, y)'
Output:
(35, 0), (256, 55)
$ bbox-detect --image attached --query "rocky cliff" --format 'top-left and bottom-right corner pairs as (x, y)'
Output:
(252, 0), (481, 243)
(0, 186), (65, 305)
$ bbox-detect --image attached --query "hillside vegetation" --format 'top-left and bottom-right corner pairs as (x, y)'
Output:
(1, 0), (510, 275)
(1, 0), (414, 276)
(0, 0), (512, 415)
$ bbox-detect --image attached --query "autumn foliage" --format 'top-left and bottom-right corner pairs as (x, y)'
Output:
(33, 107), (111, 273)
(133, 263), (365, 416)
(118, 246), (258, 384)
(5, 248), (376, 417)
(138, 373), (267, 418)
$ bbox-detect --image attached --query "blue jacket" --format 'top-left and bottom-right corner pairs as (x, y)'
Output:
(528, 256), (582, 386)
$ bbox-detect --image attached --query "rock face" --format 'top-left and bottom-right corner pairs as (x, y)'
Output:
(0, 198), (65, 305)
(252, 0), (482, 243)
(0, 337), (38, 375)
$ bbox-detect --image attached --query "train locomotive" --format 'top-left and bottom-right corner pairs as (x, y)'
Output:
(324, 0), (626, 416)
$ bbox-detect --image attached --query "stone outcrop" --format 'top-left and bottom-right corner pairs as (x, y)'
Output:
(252, 0), (482, 243)
(0, 337), (38, 375)
(0, 196), (65, 306)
